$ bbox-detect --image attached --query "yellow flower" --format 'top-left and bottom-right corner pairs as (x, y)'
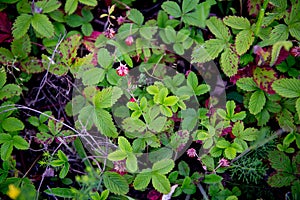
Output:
(7, 184), (21, 200)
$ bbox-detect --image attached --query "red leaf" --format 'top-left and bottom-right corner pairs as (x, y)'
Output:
(0, 12), (12, 43)
(230, 64), (255, 84)
(253, 66), (277, 94)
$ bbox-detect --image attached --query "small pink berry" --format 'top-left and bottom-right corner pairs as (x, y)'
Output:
(187, 148), (197, 158)
(125, 36), (134, 46)
(116, 63), (129, 76)
(219, 158), (230, 167)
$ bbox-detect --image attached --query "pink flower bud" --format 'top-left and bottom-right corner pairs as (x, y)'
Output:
(125, 36), (134, 46)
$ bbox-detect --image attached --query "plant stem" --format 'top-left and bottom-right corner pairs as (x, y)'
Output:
(254, 0), (269, 36)
(197, 183), (209, 200)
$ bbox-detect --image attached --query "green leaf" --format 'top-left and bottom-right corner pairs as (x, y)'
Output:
(97, 48), (113, 69)
(182, 0), (199, 13)
(13, 136), (29, 150)
(269, 24), (289, 45)
(268, 150), (292, 172)
(178, 161), (190, 176)
(31, 14), (54, 38)
(37, 0), (62, 13)
(126, 153), (137, 172)
(163, 96), (178, 106)
(147, 85), (159, 95)
(57, 150), (68, 162)
(224, 147), (237, 159)
(65, 0), (78, 15)
(82, 68), (105, 85)
(181, 108), (198, 131)
(161, 1), (182, 18)
(44, 188), (76, 198)
(107, 150), (127, 161)
(122, 118), (146, 133)
(160, 105), (173, 117)
(249, 90), (266, 115)
(94, 87), (122, 108)
(152, 173), (171, 194)
(0, 134), (12, 144)
(152, 159), (174, 174)
(296, 97), (300, 120)
(216, 140), (231, 148)
(223, 16), (251, 30)
(206, 16), (230, 41)
(235, 29), (254, 55)
(2, 117), (24, 132)
(94, 108), (118, 138)
(127, 9), (144, 26)
(118, 136), (132, 152)
(236, 77), (258, 91)
(268, 171), (295, 187)
(1, 141), (13, 160)
(203, 174), (223, 184)
(0, 84), (22, 100)
(270, 41), (293, 66)
(272, 78), (300, 98)
(187, 71), (198, 90)
(133, 172), (152, 190)
(240, 128), (258, 141)
(103, 172), (129, 195)
(79, 0), (97, 6)
(220, 47), (239, 77)
(11, 34), (31, 59)
(289, 22), (300, 40)
(12, 14), (32, 39)
(81, 23), (93, 36)
(59, 163), (69, 178)
(226, 100), (236, 117)
(0, 68), (6, 89)
(191, 39), (226, 63)
(149, 116), (167, 132)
